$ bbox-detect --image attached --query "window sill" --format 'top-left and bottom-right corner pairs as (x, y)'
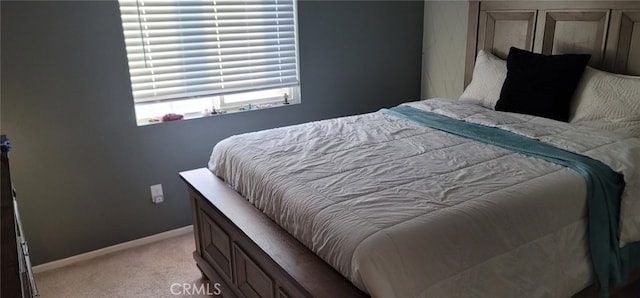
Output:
(136, 101), (300, 126)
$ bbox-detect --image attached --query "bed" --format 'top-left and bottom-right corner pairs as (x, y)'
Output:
(179, 1), (640, 297)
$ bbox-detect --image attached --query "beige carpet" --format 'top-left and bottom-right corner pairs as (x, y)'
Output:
(34, 232), (215, 298)
(33, 231), (640, 298)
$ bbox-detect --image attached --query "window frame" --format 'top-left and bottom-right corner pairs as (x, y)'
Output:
(117, 0), (302, 125)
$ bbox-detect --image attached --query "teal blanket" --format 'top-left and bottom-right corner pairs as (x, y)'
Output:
(383, 105), (640, 295)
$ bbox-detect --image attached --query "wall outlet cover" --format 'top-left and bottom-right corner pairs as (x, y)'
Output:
(150, 184), (164, 204)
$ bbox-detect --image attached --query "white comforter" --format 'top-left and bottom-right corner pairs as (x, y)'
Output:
(209, 99), (640, 297)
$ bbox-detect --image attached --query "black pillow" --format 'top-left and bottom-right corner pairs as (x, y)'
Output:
(495, 47), (590, 122)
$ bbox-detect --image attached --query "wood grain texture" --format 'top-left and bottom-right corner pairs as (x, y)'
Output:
(614, 11), (640, 74)
(479, 10), (536, 59)
(535, 10), (609, 68)
(465, 1), (640, 88)
(464, 0), (480, 87)
(180, 168), (366, 298)
(234, 243), (275, 298)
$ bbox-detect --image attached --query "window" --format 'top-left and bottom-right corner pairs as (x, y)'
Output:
(117, 0), (301, 125)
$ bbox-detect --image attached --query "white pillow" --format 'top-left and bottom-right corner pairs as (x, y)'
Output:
(459, 50), (507, 109)
(570, 67), (640, 138)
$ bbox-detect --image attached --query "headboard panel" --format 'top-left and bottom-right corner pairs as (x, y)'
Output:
(465, 1), (640, 87)
(615, 10), (640, 74)
(536, 10), (609, 63)
(478, 10), (536, 59)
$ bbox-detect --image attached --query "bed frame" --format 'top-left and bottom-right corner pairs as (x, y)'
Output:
(464, 0), (640, 87)
(180, 1), (640, 297)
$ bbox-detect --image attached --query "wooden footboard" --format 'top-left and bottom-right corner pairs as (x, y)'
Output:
(180, 168), (367, 298)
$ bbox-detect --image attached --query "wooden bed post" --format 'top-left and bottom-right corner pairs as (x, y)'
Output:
(464, 0), (480, 88)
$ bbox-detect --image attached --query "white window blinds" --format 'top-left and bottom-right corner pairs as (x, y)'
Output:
(118, 0), (300, 104)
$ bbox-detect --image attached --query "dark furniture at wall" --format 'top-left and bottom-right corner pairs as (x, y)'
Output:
(1, 135), (38, 298)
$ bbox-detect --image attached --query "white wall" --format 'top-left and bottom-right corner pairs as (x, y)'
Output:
(421, 1), (469, 99)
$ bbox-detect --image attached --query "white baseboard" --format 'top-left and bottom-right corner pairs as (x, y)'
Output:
(33, 225), (194, 274)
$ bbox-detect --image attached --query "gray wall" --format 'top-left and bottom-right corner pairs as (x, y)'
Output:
(0, 1), (423, 265)
(421, 0), (468, 99)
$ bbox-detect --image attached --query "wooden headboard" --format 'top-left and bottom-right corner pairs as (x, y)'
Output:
(464, 0), (640, 87)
